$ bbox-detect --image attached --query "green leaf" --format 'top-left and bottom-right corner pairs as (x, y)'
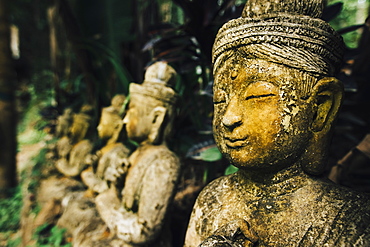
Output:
(199, 146), (222, 162)
(224, 164), (239, 175)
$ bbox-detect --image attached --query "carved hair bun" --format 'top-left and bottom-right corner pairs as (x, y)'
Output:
(144, 61), (177, 89)
(130, 62), (178, 104)
(242, 0), (327, 18)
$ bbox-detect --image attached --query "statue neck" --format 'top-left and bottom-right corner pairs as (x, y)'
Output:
(237, 163), (311, 197)
(106, 136), (118, 145)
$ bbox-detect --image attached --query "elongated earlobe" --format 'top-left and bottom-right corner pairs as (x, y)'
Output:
(302, 77), (343, 175)
(310, 77), (343, 133)
(148, 106), (167, 144)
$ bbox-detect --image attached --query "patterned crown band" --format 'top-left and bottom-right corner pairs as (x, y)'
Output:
(129, 82), (178, 105)
(212, 14), (345, 76)
(101, 106), (122, 121)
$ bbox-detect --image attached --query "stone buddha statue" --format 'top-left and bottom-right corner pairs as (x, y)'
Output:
(55, 104), (95, 177)
(56, 96), (131, 246)
(81, 94), (131, 194)
(95, 61), (182, 247)
(185, 0), (370, 246)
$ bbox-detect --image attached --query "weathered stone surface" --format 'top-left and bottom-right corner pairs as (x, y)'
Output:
(187, 171), (370, 246)
(54, 104), (95, 177)
(69, 104), (94, 144)
(81, 94), (131, 194)
(55, 108), (73, 138)
(57, 192), (108, 247)
(185, 0), (370, 246)
(37, 176), (85, 206)
(95, 61), (182, 246)
(56, 139), (93, 177)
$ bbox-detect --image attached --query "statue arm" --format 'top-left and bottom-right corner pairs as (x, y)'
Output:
(184, 199), (204, 247)
(186, 207), (257, 247)
(99, 145), (131, 182)
(185, 175), (258, 247)
(95, 188), (146, 243)
(96, 153), (180, 244)
(97, 153), (180, 245)
(184, 180), (220, 247)
(127, 156), (180, 244)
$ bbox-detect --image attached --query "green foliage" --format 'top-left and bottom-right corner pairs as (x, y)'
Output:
(83, 39), (133, 95)
(199, 146), (222, 162)
(27, 147), (49, 195)
(328, 0), (369, 48)
(18, 128), (48, 148)
(17, 95), (51, 148)
(30, 71), (55, 103)
(0, 187), (22, 232)
(6, 236), (22, 247)
(60, 74), (85, 96)
(33, 224), (71, 247)
(224, 164), (239, 175)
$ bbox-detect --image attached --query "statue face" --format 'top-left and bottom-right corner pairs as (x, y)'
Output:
(123, 96), (152, 144)
(97, 108), (123, 142)
(97, 115), (115, 141)
(213, 59), (313, 172)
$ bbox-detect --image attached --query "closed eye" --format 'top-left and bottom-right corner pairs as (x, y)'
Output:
(214, 100), (226, 104)
(245, 94), (275, 100)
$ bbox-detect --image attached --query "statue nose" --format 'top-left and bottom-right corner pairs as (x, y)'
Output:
(222, 114), (242, 129)
(222, 99), (242, 129)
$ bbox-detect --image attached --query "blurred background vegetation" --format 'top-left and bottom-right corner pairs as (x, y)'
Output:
(0, 0), (370, 245)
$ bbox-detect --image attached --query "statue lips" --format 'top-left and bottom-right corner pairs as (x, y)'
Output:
(224, 136), (248, 148)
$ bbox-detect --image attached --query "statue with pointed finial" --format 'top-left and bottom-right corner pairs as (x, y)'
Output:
(94, 61), (181, 247)
(185, 0), (370, 246)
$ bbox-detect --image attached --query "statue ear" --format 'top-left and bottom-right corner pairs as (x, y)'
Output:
(302, 77), (343, 175)
(148, 106), (167, 144)
(310, 77), (343, 133)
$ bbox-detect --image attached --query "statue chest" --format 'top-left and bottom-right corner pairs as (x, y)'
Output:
(208, 193), (315, 244)
(121, 152), (153, 211)
(195, 180), (359, 246)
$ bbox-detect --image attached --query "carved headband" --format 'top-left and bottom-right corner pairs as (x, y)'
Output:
(129, 82), (178, 105)
(212, 3), (344, 76)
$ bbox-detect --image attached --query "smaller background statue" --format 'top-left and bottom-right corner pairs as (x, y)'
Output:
(81, 94), (132, 195)
(55, 104), (95, 177)
(95, 61), (182, 247)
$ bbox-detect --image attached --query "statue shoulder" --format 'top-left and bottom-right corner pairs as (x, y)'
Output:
(142, 144), (181, 169)
(300, 179), (370, 245)
(128, 144), (181, 182)
(196, 174), (237, 208)
(185, 174), (238, 246)
(101, 142), (131, 157)
(316, 178), (370, 204)
(156, 145), (179, 161)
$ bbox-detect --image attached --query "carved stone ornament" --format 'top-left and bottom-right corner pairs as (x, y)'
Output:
(185, 0), (370, 246)
(95, 62), (181, 246)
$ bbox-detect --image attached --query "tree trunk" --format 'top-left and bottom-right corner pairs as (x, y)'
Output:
(48, 5), (62, 111)
(56, 0), (98, 108)
(0, 0), (17, 198)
